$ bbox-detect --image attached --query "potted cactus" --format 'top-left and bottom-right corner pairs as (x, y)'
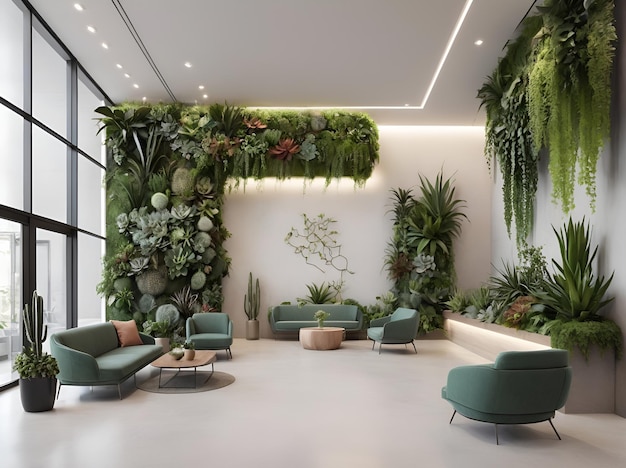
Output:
(244, 272), (260, 340)
(13, 291), (59, 412)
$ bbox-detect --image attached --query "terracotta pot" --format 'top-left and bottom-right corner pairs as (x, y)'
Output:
(184, 349), (196, 360)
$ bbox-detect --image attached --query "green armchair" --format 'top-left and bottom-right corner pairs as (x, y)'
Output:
(366, 307), (420, 354)
(441, 349), (572, 444)
(186, 313), (233, 359)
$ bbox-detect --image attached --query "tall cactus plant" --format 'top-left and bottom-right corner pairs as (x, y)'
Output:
(244, 272), (260, 320)
(23, 291), (47, 358)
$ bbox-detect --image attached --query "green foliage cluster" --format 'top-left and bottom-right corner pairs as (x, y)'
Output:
(449, 218), (621, 357)
(97, 103), (378, 326)
(479, 0), (616, 242)
(383, 171), (466, 332)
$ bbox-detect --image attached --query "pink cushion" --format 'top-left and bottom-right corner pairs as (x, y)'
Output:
(110, 320), (143, 347)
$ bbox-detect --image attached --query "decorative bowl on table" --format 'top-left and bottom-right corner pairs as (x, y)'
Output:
(168, 348), (184, 360)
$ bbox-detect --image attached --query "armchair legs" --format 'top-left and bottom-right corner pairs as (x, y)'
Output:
(370, 340), (417, 354)
(449, 410), (563, 445)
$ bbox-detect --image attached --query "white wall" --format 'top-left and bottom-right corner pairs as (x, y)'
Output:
(222, 126), (492, 339)
(491, 1), (626, 417)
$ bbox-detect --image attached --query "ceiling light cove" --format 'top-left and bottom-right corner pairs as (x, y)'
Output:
(254, 0), (475, 113)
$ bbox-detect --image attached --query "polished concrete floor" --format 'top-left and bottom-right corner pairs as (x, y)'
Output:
(1, 338), (625, 468)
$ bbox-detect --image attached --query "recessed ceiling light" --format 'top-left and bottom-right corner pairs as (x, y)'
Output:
(203, 94), (208, 99)
(142, 97), (147, 102)
(474, 39), (484, 46)
(87, 25), (96, 33)
(124, 73), (130, 78)
(101, 42), (108, 49)
(404, 103), (410, 107)
(198, 85), (205, 90)
(133, 84), (139, 89)
(184, 62), (192, 68)
(74, 4), (84, 12)
(116, 64), (123, 69)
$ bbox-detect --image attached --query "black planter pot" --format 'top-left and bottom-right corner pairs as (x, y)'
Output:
(19, 377), (57, 412)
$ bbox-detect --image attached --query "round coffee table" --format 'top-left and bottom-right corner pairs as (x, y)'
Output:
(151, 350), (217, 388)
(299, 327), (345, 350)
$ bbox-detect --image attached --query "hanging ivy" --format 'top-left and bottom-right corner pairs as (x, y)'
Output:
(480, 0), (616, 241)
(478, 16), (541, 247)
(528, 0), (616, 212)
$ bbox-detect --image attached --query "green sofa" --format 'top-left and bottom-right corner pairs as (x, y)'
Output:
(268, 304), (363, 335)
(50, 322), (163, 399)
(441, 349), (572, 444)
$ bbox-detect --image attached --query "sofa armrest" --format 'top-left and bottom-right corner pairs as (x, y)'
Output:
(139, 332), (155, 345)
(50, 337), (101, 383)
(443, 365), (499, 411)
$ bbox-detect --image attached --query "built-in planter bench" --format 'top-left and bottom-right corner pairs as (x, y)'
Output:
(443, 311), (616, 414)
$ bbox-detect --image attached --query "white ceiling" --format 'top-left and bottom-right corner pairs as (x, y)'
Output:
(29, 0), (537, 126)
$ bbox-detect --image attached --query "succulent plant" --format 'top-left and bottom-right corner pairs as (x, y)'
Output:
(194, 231), (212, 251)
(164, 245), (198, 279)
(202, 247), (217, 264)
(155, 303), (180, 326)
(135, 265), (168, 296)
(190, 270), (207, 290)
(171, 167), (195, 195)
(297, 134), (318, 161)
(244, 272), (260, 320)
(151, 192), (168, 210)
(129, 256), (150, 275)
(197, 216), (214, 232)
(171, 285), (199, 319)
(270, 138), (300, 161)
(171, 203), (197, 221)
(195, 177), (214, 198)
(310, 114), (327, 131)
(244, 116), (267, 131)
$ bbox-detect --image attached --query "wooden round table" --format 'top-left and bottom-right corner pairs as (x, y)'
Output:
(299, 327), (345, 350)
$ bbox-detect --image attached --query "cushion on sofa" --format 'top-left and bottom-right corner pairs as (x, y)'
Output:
(110, 320), (143, 347)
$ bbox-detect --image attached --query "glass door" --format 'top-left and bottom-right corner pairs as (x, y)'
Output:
(0, 221), (22, 387)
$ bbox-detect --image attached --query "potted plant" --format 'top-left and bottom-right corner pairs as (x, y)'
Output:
(314, 310), (330, 329)
(183, 340), (196, 360)
(13, 291), (59, 412)
(142, 320), (173, 352)
(244, 272), (260, 340)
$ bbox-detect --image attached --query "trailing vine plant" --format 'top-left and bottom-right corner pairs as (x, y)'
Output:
(285, 213), (354, 302)
(529, 0), (616, 212)
(482, 0), (616, 233)
(478, 16), (542, 247)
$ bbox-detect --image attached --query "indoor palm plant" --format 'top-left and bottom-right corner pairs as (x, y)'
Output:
(13, 291), (59, 412)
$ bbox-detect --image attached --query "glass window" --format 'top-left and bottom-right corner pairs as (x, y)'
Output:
(36, 228), (66, 351)
(32, 126), (68, 223)
(0, 0), (24, 108)
(0, 106), (24, 210)
(78, 155), (105, 235)
(78, 73), (106, 165)
(0, 219), (22, 386)
(32, 23), (68, 138)
(77, 233), (104, 327)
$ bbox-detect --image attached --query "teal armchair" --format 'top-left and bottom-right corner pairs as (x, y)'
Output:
(367, 308), (419, 354)
(441, 349), (572, 444)
(186, 313), (233, 359)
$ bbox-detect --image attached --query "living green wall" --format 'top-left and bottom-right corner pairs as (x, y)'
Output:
(96, 103), (379, 327)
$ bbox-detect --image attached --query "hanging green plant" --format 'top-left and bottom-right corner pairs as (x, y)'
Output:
(528, 0), (616, 212)
(478, 16), (541, 247)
